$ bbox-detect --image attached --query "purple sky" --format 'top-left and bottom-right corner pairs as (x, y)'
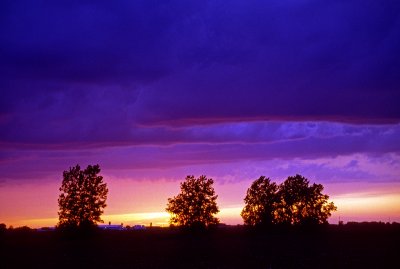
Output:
(1, 0), (400, 226)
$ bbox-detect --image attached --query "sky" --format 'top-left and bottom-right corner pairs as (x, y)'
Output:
(1, 0), (400, 228)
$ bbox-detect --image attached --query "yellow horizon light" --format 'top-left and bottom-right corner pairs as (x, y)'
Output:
(7, 193), (400, 228)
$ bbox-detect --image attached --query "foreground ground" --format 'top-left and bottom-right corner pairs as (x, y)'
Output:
(1, 224), (399, 269)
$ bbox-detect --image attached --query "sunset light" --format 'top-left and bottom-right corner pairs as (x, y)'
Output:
(2, 2), (399, 268)
(1, 0), (399, 237)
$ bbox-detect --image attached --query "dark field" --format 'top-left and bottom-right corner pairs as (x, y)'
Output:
(1, 224), (399, 269)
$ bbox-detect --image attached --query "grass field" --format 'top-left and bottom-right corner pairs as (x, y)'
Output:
(1, 224), (399, 269)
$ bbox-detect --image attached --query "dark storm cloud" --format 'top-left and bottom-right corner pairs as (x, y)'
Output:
(1, 0), (400, 145)
(0, 0), (179, 83)
(134, 0), (400, 125)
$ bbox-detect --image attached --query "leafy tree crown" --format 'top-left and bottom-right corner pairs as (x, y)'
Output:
(242, 174), (336, 226)
(58, 164), (108, 228)
(166, 175), (219, 228)
(241, 176), (279, 226)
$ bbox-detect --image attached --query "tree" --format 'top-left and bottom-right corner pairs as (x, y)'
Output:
(241, 174), (336, 226)
(166, 175), (219, 228)
(241, 176), (279, 226)
(276, 174), (336, 225)
(0, 223), (6, 234)
(58, 164), (108, 229)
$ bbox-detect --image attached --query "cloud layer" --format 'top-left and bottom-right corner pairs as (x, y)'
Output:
(1, 1), (399, 186)
(1, 1), (400, 147)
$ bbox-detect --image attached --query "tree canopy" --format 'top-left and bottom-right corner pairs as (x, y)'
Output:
(277, 174), (337, 225)
(58, 164), (108, 229)
(242, 174), (336, 226)
(166, 175), (219, 228)
(241, 176), (279, 226)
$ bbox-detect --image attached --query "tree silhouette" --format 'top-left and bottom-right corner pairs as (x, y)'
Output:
(58, 164), (108, 229)
(242, 174), (336, 226)
(166, 175), (219, 228)
(0, 223), (6, 234)
(241, 176), (279, 226)
(277, 174), (336, 225)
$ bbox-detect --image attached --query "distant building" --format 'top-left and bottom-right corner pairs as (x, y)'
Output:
(133, 225), (146, 230)
(98, 224), (125, 230)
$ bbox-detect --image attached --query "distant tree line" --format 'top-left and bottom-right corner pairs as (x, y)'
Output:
(57, 164), (336, 230)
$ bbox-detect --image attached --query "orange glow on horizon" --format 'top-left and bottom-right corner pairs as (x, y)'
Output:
(330, 192), (400, 223)
(1, 179), (400, 228)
